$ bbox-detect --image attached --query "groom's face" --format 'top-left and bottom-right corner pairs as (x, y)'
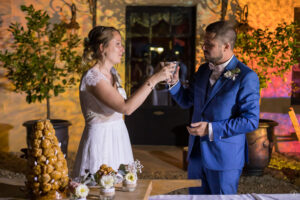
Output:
(202, 32), (224, 65)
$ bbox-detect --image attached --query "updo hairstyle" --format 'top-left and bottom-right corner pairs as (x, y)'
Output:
(82, 26), (120, 64)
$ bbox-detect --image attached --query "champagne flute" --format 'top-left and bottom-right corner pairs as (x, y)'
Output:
(160, 61), (179, 87)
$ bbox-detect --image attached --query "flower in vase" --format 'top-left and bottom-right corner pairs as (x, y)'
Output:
(69, 181), (89, 199)
(100, 175), (115, 189)
(118, 160), (144, 176)
(125, 172), (137, 183)
(75, 184), (89, 198)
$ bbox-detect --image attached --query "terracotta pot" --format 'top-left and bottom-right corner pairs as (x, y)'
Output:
(243, 119), (278, 176)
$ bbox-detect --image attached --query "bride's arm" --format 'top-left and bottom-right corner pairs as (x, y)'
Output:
(89, 66), (173, 115)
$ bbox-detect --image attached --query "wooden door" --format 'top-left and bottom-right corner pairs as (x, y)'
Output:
(125, 6), (196, 145)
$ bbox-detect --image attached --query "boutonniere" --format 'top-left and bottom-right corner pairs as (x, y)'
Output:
(224, 67), (240, 81)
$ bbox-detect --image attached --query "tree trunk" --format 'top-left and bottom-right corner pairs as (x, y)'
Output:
(221, 0), (228, 20)
(47, 97), (50, 119)
(93, 0), (97, 27)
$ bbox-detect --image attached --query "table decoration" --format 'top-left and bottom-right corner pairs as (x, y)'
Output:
(118, 160), (144, 192)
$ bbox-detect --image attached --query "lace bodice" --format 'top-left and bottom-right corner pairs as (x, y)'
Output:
(79, 66), (126, 124)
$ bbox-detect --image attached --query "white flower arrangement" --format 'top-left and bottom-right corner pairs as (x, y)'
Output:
(75, 184), (89, 198)
(224, 67), (241, 81)
(93, 164), (121, 189)
(124, 172), (137, 183)
(100, 174), (115, 189)
(118, 160), (144, 183)
(69, 181), (89, 199)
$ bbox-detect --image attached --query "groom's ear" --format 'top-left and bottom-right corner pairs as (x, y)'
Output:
(223, 42), (231, 51)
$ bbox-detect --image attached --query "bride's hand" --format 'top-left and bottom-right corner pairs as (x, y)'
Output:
(154, 62), (176, 83)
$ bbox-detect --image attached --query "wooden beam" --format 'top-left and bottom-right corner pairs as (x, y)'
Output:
(288, 107), (300, 141)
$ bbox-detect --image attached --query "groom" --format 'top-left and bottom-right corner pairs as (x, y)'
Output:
(169, 21), (260, 194)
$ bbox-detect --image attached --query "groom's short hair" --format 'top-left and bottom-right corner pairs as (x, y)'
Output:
(206, 21), (236, 50)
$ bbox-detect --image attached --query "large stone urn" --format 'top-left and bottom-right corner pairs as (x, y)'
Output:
(243, 119), (278, 176)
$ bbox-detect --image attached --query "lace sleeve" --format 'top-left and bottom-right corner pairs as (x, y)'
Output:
(80, 68), (107, 91)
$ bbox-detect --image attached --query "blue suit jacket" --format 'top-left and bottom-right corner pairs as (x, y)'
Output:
(170, 56), (260, 170)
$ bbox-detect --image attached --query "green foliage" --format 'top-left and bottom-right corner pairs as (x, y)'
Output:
(0, 5), (82, 107)
(235, 22), (300, 89)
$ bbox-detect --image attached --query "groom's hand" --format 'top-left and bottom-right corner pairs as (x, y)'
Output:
(186, 122), (208, 137)
(167, 66), (180, 85)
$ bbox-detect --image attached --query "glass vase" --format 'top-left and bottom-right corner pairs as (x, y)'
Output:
(122, 180), (137, 192)
(99, 187), (115, 200)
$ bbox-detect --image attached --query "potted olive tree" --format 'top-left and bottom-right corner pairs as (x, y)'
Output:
(235, 22), (300, 175)
(0, 5), (82, 156)
(235, 22), (299, 89)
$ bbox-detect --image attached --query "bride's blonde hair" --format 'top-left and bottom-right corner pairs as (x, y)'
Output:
(82, 26), (120, 65)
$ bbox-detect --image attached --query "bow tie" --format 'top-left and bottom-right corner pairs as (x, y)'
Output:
(209, 62), (223, 73)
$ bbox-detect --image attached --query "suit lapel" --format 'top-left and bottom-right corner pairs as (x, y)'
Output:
(199, 56), (239, 114)
(205, 75), (230, 105)
(197, 66), (211, 108)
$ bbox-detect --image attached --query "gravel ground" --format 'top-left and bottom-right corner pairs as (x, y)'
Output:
(0, 151), (299, 195)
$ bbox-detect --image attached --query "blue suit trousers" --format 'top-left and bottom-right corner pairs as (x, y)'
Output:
(188, 147), (242, 194)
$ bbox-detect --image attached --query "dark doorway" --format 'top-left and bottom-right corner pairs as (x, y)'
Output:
(125, 6), (196, 145)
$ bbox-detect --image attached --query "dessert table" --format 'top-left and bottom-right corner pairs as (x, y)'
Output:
(0, 177), (201, 199)
(2, 177), (298, 200)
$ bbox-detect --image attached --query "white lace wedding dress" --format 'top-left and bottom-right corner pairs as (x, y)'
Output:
(72, 66), (134, 178)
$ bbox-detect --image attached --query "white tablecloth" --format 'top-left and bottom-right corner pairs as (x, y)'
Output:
(149, 193), (300, 200)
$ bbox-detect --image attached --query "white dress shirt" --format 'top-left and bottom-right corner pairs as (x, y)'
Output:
(208, 55), (234, 141)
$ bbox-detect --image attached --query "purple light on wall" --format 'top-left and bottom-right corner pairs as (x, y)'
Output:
(260, 71), (292, 98)
(260, 112), (300, 153)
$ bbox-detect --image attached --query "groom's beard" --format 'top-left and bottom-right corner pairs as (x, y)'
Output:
(204, 50), (223, 65)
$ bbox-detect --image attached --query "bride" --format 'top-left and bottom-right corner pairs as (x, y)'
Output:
(72, 26), (174, 177)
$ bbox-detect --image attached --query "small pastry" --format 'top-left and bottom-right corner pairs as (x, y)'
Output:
(42, 183), (52, 193)
(42, 173), (51, 183)
(36, 121), (44, 130)
(50, 171), (62, 180)
(37, 155), (47, 163)
(44, 130), (52, 138)
(46, 164), (54, 174)
(60, 168), (68, 177)
(32, 139), (41, 148)
(41, 139), (51, 149)
(43, 148), (54, 157)
(54, 161), (63, 170)
(52, 180), (60, 190)
(52, 137), (59, 145)
(44, 120), (52, 130)
(34, 130), (43, 139)
(33, 165), (41, 175)
(100, 164), (108, 169)
(48, 156), (57, 164)
(32, 148), (42, 157)
(57, 152), (64, 161)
